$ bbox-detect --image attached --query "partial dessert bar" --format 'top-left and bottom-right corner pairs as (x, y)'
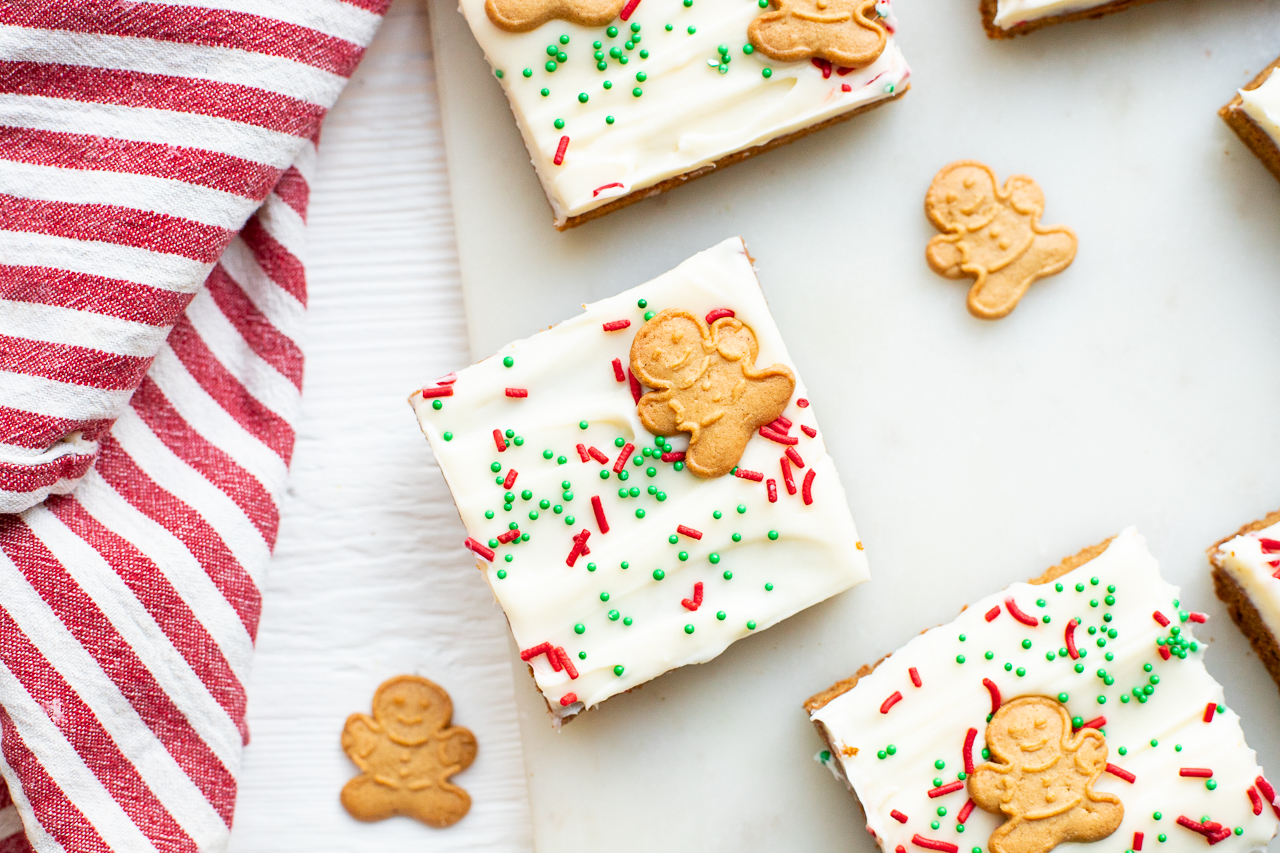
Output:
(410, 238), (868, 722)
(1208, 508), (1280, 694)
(1221, 57), (1280, 186)
(980, 0), (1165, 39)
(461, 0), (911, 228)
(808, 528), (1279, 853)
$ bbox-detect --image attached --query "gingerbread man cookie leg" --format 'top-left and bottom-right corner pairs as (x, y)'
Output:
(925, 161), (1076, 320)
(340, 675), (477, 828)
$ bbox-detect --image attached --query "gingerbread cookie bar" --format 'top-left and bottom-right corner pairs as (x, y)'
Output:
(1208, 508), (1280, 695)
(980, 0), (1165, 39)
(1221, 57), (1280, 187)
(808, 528), (1279, 853)
(459, 0), (910, 229)
(410, 238), (868, 722)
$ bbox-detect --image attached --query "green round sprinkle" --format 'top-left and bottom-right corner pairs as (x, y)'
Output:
(678, 551), (688, 561)
(541, 88), (550, 96)
(1076, 583), (1085, 592)
(599, 470), (610, 480)
(621, 561), (629, 569)
(565, 515), (575, 525)
(931, 822), (940, 830)
(878, 750), (887, 760)
(1206, 780), (1217, 790)
(713, 510), (722, 519)
(574, 623), (585, 634)
(522, 68), (532, 78)
(488, 538), (499, 549)
(653, 569), (664, 580)
(1105, 595), (1115, 606)
(1057, 692), (1068, 703)
(587, 562), (596, 572)
(563, 491), (573, 501)
(491, 462), (502, 473)
(747, 621), (757, 630)
(731, 533), (742, 542)
(935, 759), (945, 770)
(762, 67), (772, 77)
(556, 51), (567, 62)
(636, 72), (647, 82)
(443, 431), (453, 441)
(956, 655), (966, 664)
(496, 569), (507, 579)
(765, 583), (774, 591)
(937, 806), (947, 817)
(559, 33), (570, 44)
(503, 503), (512, 511)
(1055, 582), (1064, 591)
(607, 25), (618, 36)
(579, 421), (588, 429)
(578, 92), (589, 103)
(684, 624), (695, 634)
(958, 634), (966, 642)
(665, 23), (673, 30)
(632, 87), (643, 97)
(614, 664), (625, 675)
(1016, 667), (1026, 677)
(619, 470), (629, 480)
(1151, 740), (1159, 748)
(1004, 663), (1012, 671)
(1074, 663), (1085, 673)
(1045, 651), (1056, 661)
(495, 69), (504, 78)
(723, 570), (733, 580)
(529, 511), (539, 520)
(503, 356), (514, 367)
(629, 487), (640, 497)
(600, 591), (610, 602)
(432, 399), (442, 410)
(1021, 639), (1032, 649)
(709, 553), (721, 564)
(635, 508), (645, 518)
(485, 510), (494, 519)
(521, 489), (533, 500)
(669, 535), (679, 544)
(767, 530), (779, 541)
(737, 504), (746, 514)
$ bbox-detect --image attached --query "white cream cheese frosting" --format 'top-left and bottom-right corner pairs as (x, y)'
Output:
(1212, 518), (1280, 647)
(1239, 69), (1280, 148)
(992, 0), (1113, 29)
(457, 0), (911, 225)
(811, 529), (1279, 853)
(410, 238), (868, 720)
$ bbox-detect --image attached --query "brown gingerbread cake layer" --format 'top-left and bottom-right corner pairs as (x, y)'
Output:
(979, 0), (1166, 39)
(1208, 507), (1280, 696)
(559, 87), (910, 231)
(1220, 56), (1280, 187)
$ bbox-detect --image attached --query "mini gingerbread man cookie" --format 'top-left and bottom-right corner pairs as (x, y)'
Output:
(969, 696), (1123, 853)
(484, 0), (626, 32)
(630, 308), (794, 479)
(340, 675), (477, 828)
(925, 161), (1077, 320)
(748, 0), (888, 67)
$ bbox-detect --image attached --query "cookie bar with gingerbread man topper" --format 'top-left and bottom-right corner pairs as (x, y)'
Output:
(458, 0), (910, 229)
(925, 161), (1076, 320)
(980, 0), (1166, 39)
(1221, 56), (1280, 188)
(807, 528), (1279, 853)
(409, 237), (868, 722)
(1208, 507), (1280, 697)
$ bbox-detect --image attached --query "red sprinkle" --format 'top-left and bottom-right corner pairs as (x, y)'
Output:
(681, 581), (704, 611)
(1189, 612), (1207, 623)
(982, 678), (1001, 714)
(505, 387), (527, 398)
(957, 799), (975, 825)
(796, 398), (809, 408)
(566, 529), (591, 567)
(1260, 538), (1280, 553)
(1176, 816), (1231, 844)
(767, 478), (778, 503)
(1257, 776), (1280, 818)
(801, 424), (817, 438)
(628, 368), (642, 403)
(1106, 763), (1136, 783)
(1005, 597), (1038, 627)
(553, 135), (569, 165)
(880, 691), (903, 714)
(589, 446), (610, 464)
(802, 469), (816, 505)
(927, 781), (964, 798)
(593, 182), (625, 197)
(677, 525), (703, 540)
(705, 308), (735, 324)
(1249, 786), (1264, 816)
(576, 444), (591, 462)
(613, 443), (634, 474)
(760, 426), (799, 445)
(618, 0), (641, 19)
(984, 605), (1001, 622)
(493, 429), (507, 452)
(556, 646), (579, 680)
(836, 65), (856, 76)
(1134, 832), (1145, 851)
(560, 692), (578, 706)
(465, 538), (495, 562)
(912, 835), (958, 853)
(497, 528), (520, 544)
(503, 468), (518, 489)
(661, 451), (685, 462)
(592, 495), (609, 534)
(1180, 768), (1214, 778)
(909, 667), (922, 688)
(547, 648), (563, 672)
(1153, 611), (1170, 627)
(811, 57), (833, 78)
(897, 847), (905, 853)
(1159, 645), (1172, 661)
(780, 456), (797, 495)
(840, 82), (852, 92)
(420, 385), (453, 398)
(890, 810), (908, 824)
(602, 319), (631, 332)
(735, 467), (764, 482)
(1078, 716), (1106, 731)
(962, 727), (977, 774)
(1065, 618), (1079, 659)
(771, 415), (793, 432)
(519, 642), (552, 662)
(1203, 702), (1216, 723)
(435, 372), (457, 385)
(786, 446), (805, 468)
(612, 358), (626, 382)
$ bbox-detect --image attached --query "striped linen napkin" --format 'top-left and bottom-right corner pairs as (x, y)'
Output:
(0, 1), (389, 849)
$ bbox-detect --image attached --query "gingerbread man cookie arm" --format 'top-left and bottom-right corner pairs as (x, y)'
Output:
(969, 761), (1014, 814)
(926, 234), (968, 279)
(1004, 175), (1046, 218)
(340, 714), (380, 767)
(438, 726), (479, 773)
(636, 391), (682, 437)
(1069, 729), (1107, 775)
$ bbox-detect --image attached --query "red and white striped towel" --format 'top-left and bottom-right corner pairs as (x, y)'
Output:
(0, 0), (389, 849)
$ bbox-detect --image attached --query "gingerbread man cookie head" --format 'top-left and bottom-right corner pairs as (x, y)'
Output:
(748, 0), (887, 67)
(630, 309), (794, 479)
(372, 675), (451, 747)
(485, 0), (626, 32)
(925, 160), (1077, 320)
(970, 696), (1123, 853)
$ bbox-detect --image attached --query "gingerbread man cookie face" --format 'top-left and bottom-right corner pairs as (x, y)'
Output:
(630, 309), (795, 479)
(925, 161), (1077, 320)
(749, 0), (887, 67)
(970, 696), (1123, 853)
(340, 675), (477, 828)
(485, 0), (625, 32)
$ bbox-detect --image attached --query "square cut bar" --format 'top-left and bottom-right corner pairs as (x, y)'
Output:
(1209, 508), (1280, 695)
(979, 0), (1166, 38)
(457, 0), (910, 229)
(411, 238), (868, 722)
(1220, 57), (1280, 187)
(808, 528), (1279, 853)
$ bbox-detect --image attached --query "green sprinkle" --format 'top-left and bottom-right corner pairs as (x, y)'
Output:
(737, 504), (746, 514)
(621, 561), (629, 569)
(541, 88), (550, 96)
(608, 25), (618, 36)
(579, 420), (589, 429)
(496, 569), (507, 579)
(1206, 780), (1217, 790)
(432, 399), (442, 410)
(495, 69), (504, 78)
(443, 431), (453, 441)
(623, 616), (632, 625)
(503, 356), (514, 367)
(636, 71), (647, 82)
(713, 510), (722, 519)
(578, 92), (589, 103)
(764, 583), (774, 591)
(665, 23), (673, 30)
(762, 67), (772, 77)
(768, 530), (779, 540)
(614, 664), (625, 675)
(636, 298), (647, 309)
(709, 553), (720, 564)
(678, 551), (688, 561)
(522, 68), (532, 78)
(1016, 667), (1026, 677)
(636, 508), (645, 518)
(956, 655), (966, 664)
(587, 562), (596, 572)
(723, 570), (733, 580)
(565, 516), (574, 525)
(984, 651), (994, 660)
(684, 624), (695, 634)
(490, 462), (502, 473)
(747, 621), (757, 630)
(1021, 639), (1032, 649)
(687, 25), (696, 33)
(559, 33), (570, 44)
(653, 569), (665, 580)
(1058, 692), (1068, 703)
(485, 510), (495, 519)
(717, 611), (726, 620)
(574, 623), (585, 634)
